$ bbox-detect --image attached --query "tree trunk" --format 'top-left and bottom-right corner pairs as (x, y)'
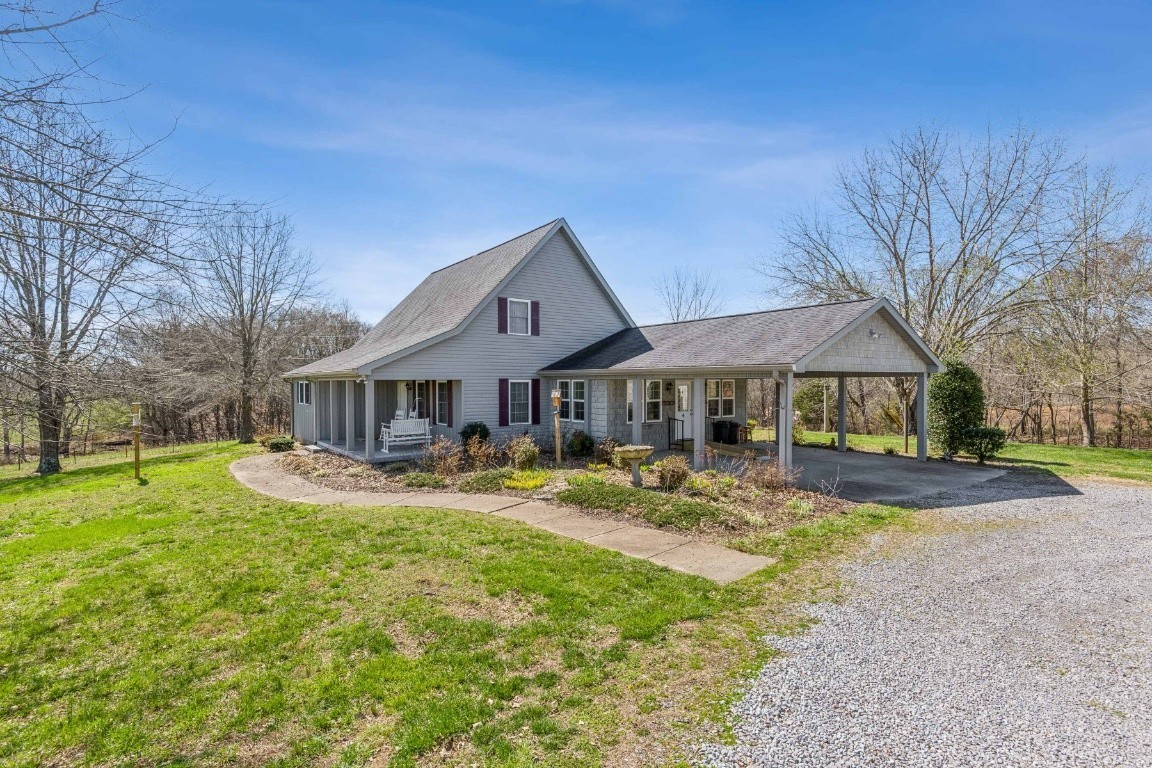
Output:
(36, 384), (64, 475)
(1079, 374), (1096, 447)
(238, 389), (256, 443)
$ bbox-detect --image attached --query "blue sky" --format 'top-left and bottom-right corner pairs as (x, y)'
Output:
(89, 0), (1152, 324)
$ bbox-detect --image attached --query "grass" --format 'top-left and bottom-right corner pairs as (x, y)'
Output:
(556, 477), (733, 530)
(0, 442), (911, 766)
(753, 428), (1152, 484)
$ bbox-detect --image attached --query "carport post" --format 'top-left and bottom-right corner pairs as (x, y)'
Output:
(692, 376), (706, 470)
(631, 378), (644, 446)
(779, 372), (794, 472)
(837, 375), (847, 452)
(916, 372), (928, 461)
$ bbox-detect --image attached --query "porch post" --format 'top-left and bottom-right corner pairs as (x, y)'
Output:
(364, 377), (375, 460)
(631, 378), (643, 445)
(328, 380), (337, 442)
(779, 372), (794, 472)
(692, 376), (706, 470)
(773, 380), (781, 448)
(837, 375), (847, 452)
(916, 371), (929, 461)
(310, 380), (318, 445)
(345, 380), (355, 449)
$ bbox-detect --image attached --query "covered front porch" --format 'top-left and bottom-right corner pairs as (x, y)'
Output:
(310, 377), (460, 463)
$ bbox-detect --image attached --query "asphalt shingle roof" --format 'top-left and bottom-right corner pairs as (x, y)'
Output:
(541, 298), (882, 372)
(287, 220), (559, 376)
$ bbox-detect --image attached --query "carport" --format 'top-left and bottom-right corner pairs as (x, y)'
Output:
(542, 296), (946, 473)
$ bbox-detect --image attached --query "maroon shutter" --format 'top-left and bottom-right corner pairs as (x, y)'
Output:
(531, 379), (541, 425)
(530, 300), (540, 336)
(446, 381), (454, 428)
(497, 297), (508, 334)
(498, 378), (509, 427)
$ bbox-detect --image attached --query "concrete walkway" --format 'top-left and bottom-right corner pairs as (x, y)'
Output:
(229, 454), (774, 585)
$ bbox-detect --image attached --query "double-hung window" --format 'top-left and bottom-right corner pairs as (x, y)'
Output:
(296, 381), (311, 405)
(706, 379), (735, 418)
(645, 380), (662, 422)
(509, 380), (531, 425)
(435, 381), (449, 425)
(508, 299), (531, 335)
(557, 380), (585, 421)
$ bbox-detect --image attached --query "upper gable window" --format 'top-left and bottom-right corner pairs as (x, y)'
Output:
(508, 298), (531, 335)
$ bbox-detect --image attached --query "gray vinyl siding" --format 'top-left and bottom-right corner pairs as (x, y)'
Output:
(292, 383), (315, 444)
(365, 229), (630, 442)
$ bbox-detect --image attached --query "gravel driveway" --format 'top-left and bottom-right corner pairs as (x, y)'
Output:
(696, 472), (1152, 767)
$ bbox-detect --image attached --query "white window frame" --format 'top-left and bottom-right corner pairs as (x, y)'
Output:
(644, 379), (662, 423)
(509, 379), (532, 425)
(507, 298), (531, 336)
(721, 378), (736, 418)
(706, 379), (735, 418)
(296, 381), (311, 406)
(435, 380), (450, 426)
(556, 379), (586, 422)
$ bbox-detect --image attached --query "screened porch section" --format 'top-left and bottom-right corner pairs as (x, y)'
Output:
(312, 378), (460, 462)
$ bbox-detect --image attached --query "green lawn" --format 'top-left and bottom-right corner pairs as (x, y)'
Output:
(753, 429), (1152, 484)
(0, 443), (905, 767)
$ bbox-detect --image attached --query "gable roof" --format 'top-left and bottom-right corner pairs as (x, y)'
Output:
(287, 219), (633, 377)
(541, 297), (943, 374)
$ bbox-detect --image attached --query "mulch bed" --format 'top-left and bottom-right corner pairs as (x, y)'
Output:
(277, 451), (851, 544)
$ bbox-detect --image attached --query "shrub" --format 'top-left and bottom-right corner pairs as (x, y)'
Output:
(928, 359), (986, 456)
(567, 473), (605, 487)
(567, 430), (595, 458)
(507, 434), (540, 470)
(503, 469), (551, 491)
(465, 434), (503, 470)
(266, 436), (295, 453)
(883, 446), (897, 456)
(654, 455), (690, 491)
(594, 436), (621, 465)
(401, 471), (445, 488)
(556, 481), (731, 530)
(962, 426), (1006, 465)
(421, 436), (462, 476)
(741, 459), (795, 491)
(458, 468), (514, 493)
(460, 421), (490, 444)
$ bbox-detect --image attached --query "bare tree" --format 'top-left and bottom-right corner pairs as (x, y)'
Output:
(182, 211), (315, 443)
(1035, 169), (1152, 446)
(758, 126), (1074, 354)
(0, 106), (182, 474)
(654, 267), (724, 321)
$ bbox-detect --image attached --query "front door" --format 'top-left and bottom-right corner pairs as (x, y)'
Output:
(675, 380), (692, 439)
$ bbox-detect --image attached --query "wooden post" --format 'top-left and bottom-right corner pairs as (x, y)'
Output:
(131, 402), (142, 480)
(551, 387), (562, 464)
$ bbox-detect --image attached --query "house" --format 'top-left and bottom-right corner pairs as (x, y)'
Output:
(285, 219), (944, 470)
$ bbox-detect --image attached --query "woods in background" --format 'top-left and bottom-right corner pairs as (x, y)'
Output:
(0, 4), (368, 472)
(756, 126), (1152, 448)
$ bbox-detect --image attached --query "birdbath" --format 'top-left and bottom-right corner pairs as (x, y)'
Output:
(614, 445), (655, 487)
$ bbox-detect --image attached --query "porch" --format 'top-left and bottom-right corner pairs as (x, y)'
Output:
(309, 377), (461, 462)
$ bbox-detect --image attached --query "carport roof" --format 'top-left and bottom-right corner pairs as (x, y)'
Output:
(541, 297), (942, 374)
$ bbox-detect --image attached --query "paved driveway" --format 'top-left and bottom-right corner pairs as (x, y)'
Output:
(793, 446), (1006, 502)
(697, 472), (1152, 767)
